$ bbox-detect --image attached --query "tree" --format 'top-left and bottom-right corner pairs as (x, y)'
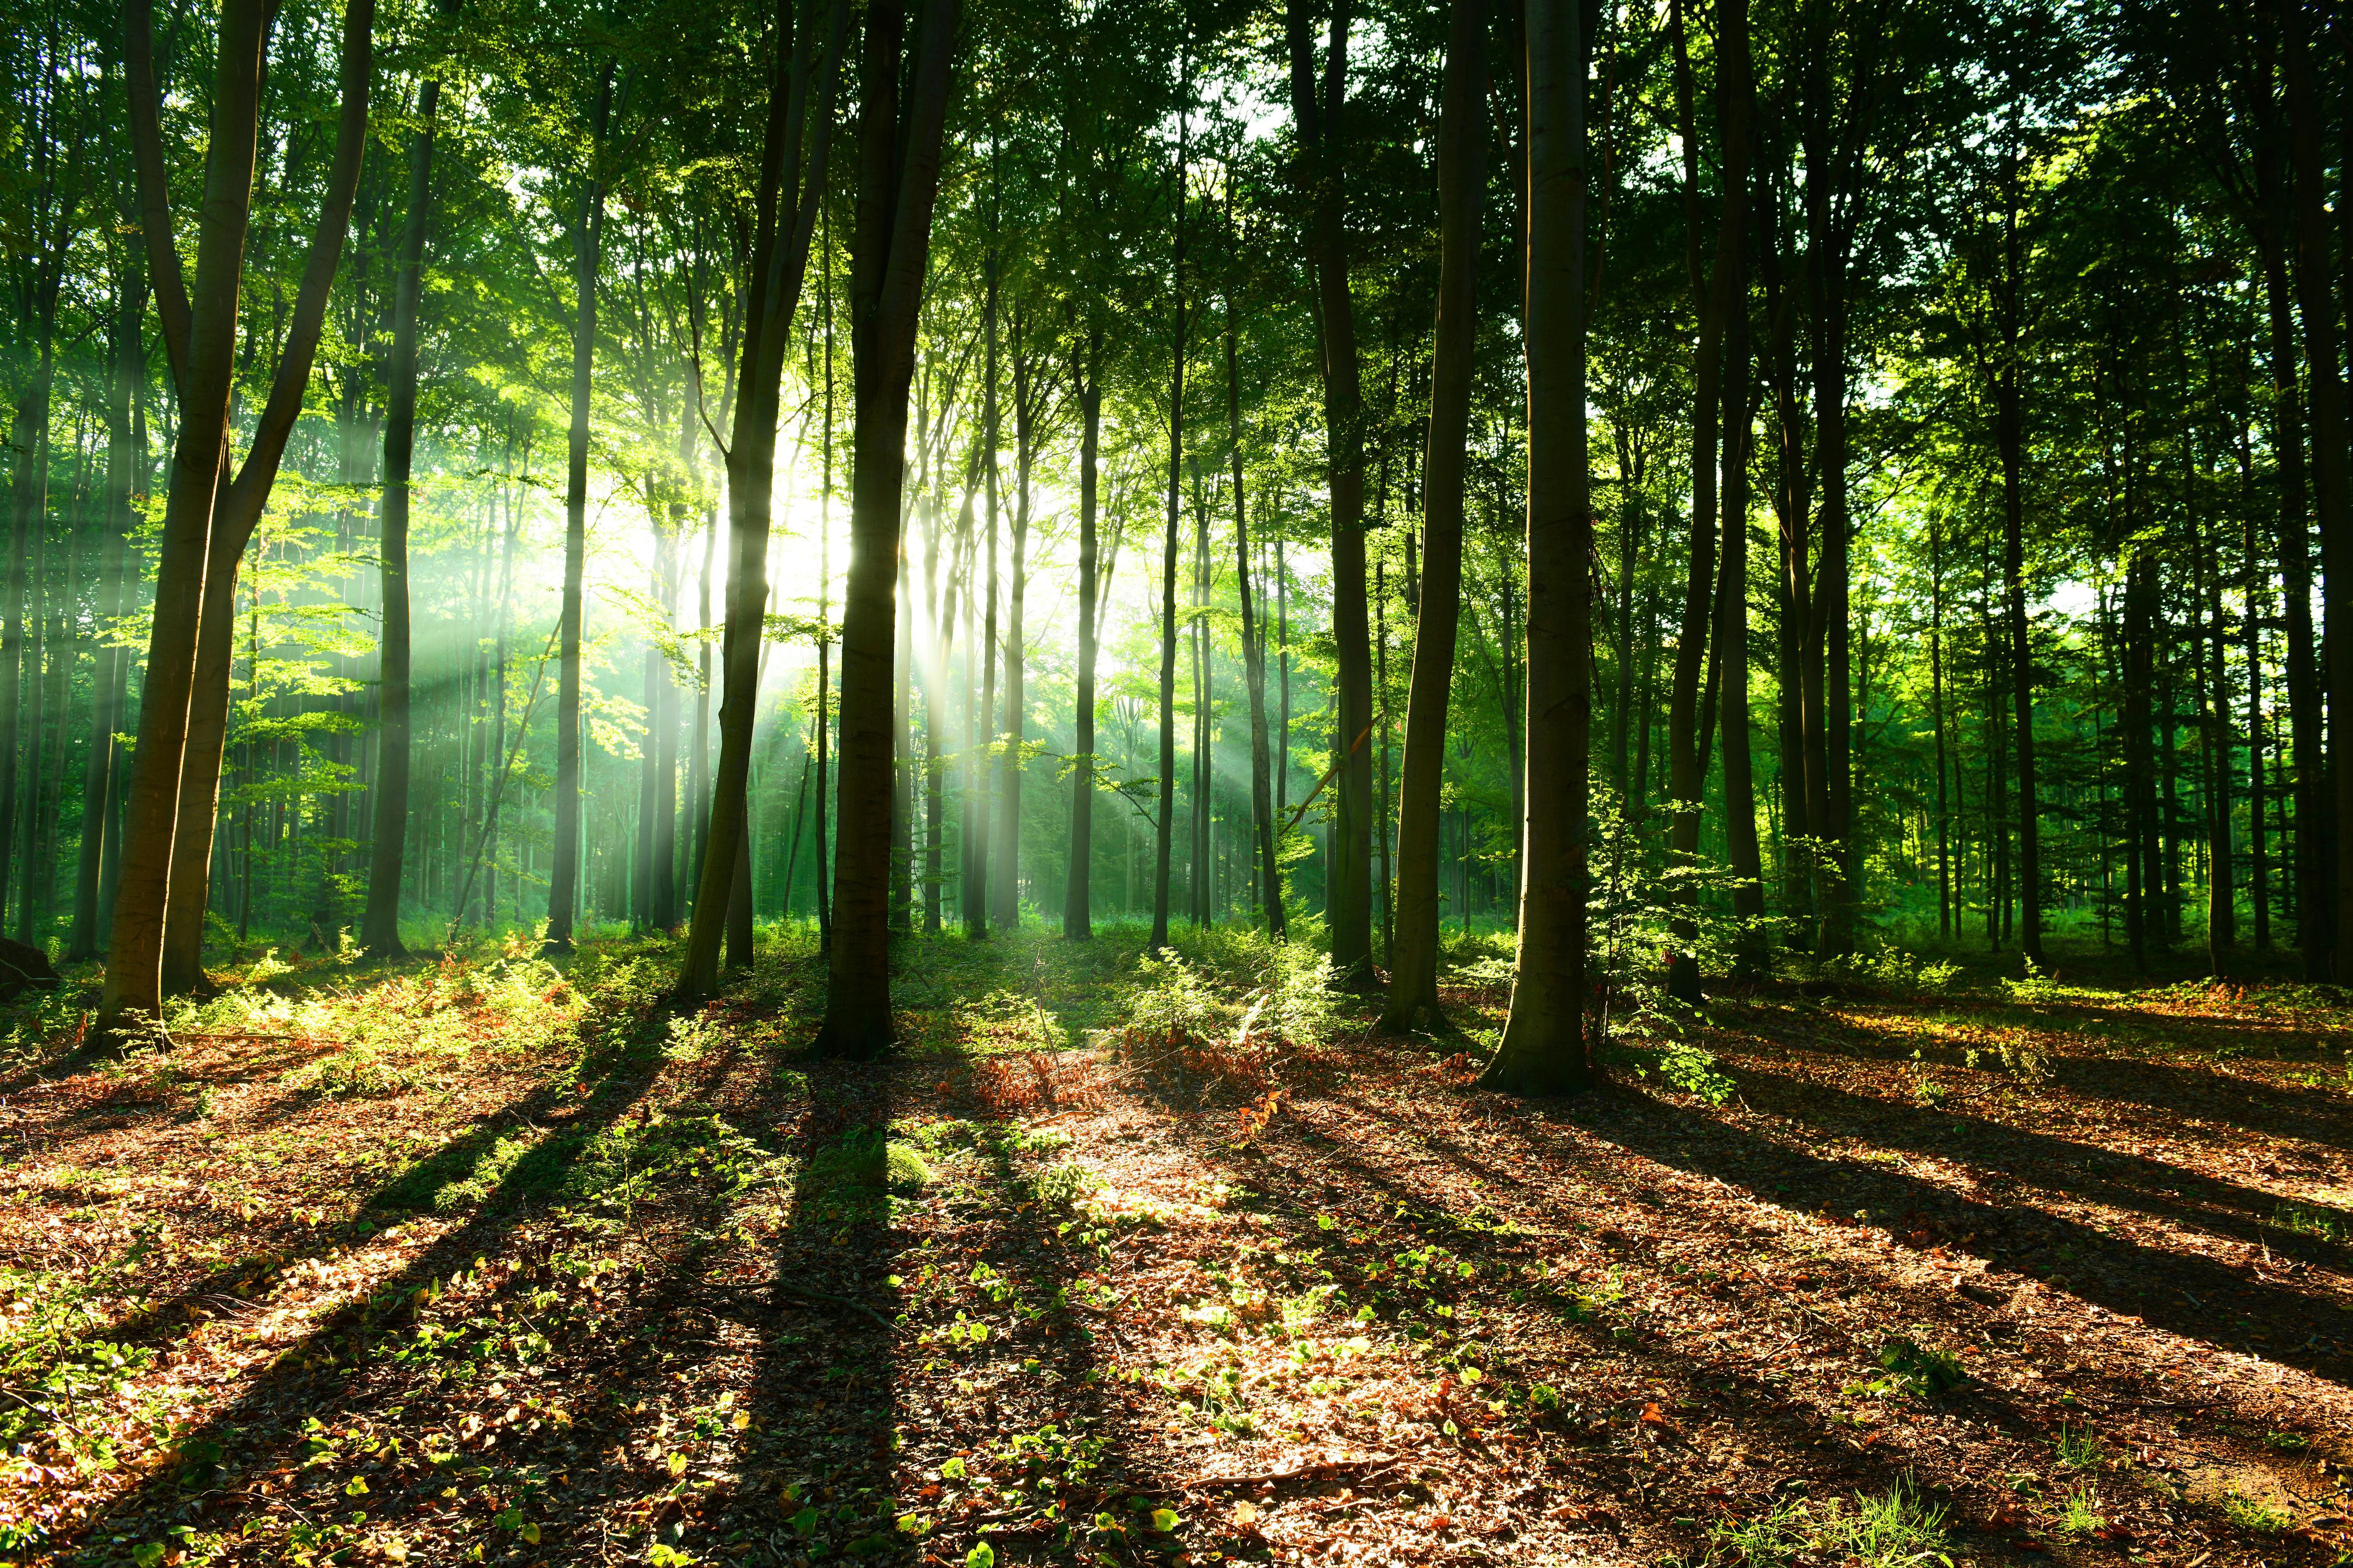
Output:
(1482, 0), (1592, 1095)
(1380, 0), (1481, 1033)
(676, 0), (849, 1000)
(814, 0), (959, 1056)
(1286, 0), (1375, 986)
(102, 0), (370, 1037)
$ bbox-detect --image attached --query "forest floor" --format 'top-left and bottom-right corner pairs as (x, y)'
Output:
(3, 924), (2350, 1568)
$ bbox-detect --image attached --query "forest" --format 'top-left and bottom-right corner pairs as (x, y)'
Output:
(3, 0), (2351, 1562)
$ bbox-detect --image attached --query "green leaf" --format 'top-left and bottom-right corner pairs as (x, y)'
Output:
(345, 1475), (370, 1496)
(790, 1506), (820, 1535)
(1150, 1508), (1180, 1533)
(132, 1547), (166, 1568)
(520, 1523), (541, 1545)
(940, 1456), (967, 1480)
(965, 1545), (996, 1568)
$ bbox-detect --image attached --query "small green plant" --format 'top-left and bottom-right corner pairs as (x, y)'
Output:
(2004, 957), (2072, 1004)
(1029, 1158), (1097, 1207)
(886, 1143), (932, 1192)
(1855, 1336), (1966, 1399)
(1123, 951), (1222, 1050)
(2055, 1421), (2105, 1469)
(1701, 1478), (1949, 1568)
(2269, 1205), (2349, 1244)
(2223, 1492), (2292, 1533)
(2058, 1485), (2103, 1535)
(1658, 1042), (1737, 1106)
(2261, 1429), (2310, 1452)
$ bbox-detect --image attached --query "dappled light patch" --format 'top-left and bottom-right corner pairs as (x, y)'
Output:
(6, 933), (2352, 1566)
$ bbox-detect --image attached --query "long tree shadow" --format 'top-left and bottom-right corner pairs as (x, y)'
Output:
(1164, 1095), (2029, 1557)
(1729, 1066), (2353, 1269)
(1498, 1087), (2353, 1384)
(43, 1036), (673, 1562)
(743, 1061), (909, 1563)
(1303, 1085), (2211, 1430)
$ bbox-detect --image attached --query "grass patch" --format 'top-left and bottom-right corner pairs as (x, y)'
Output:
(1701, 1478), (1950, 1568)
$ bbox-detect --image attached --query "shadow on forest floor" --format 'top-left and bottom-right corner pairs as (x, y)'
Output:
(3, 923), (2351, 1567)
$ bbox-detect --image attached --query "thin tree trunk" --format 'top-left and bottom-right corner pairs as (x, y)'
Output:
(1995, 155), (2040, 964)
(1228, 292), (1283, 940)
(1065, 332), (1102, 937)
(993, 325), (1035, 928)
(2278, 0), (2353, 980)
(1716, 0), (1761, 974)
(1152, 96), (1188, 953)
(358, 68), (441, 959)
(968, 171), (997, 939)
(547, 65), (616, 953)
(1662, 0), (1725, 1002)
(1286, 0), (1375, 983)
(72, 266), (143, 960)
(677, 0), (848, 998)
(1382, 0), (1479, 1031)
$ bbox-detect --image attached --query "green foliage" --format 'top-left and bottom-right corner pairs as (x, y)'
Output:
(1856, 1336), (1968, 1400)
(2223, 1492), (2292, 1533)
(2054, 1422), (2105, 1468)
(2057, 1485), (2104, 1535)
(1123, 949), (1223, 1047)
(2003, 958), (2080, 1005)
(1822, 945), (1965, 995)
(1698, 1479), (1951, 1568)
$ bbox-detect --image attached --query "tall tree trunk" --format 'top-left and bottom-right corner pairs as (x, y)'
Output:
(677, 0), (848, 998)
(993, 327), (1035, 928)
(1065, 333), (1102, 938)
(691, 511), (715, 899)
(72, 265), (144, 960)
(101, 0), (270, 1038)
(892, 536), (914, 929)
(1229, 318), (1283, 938)
(1717, 0), (1761, 973)
(1286, 0), (1375, 984)
(1152, 97), (1187, 953)
(358, 70), (441, 960)
(815, 0), (958, 1054)
(1995, 155), (2040, 964)
(547, 66), (616, 953)
(1381, 0), (1480, 1031)
(2244, 438), (2270, 949)
(1482, 0), (1591, 1095)
(968, 177), (997, 939)
(2278, 0), (2353, 980)
(1662, 0), (1726, 1002)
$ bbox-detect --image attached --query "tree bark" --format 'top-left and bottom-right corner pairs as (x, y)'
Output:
(1381, 0), (1480, 1031)
(815, 0), (958, 1054)
(1994, 153), (2040, 964)
(1717, 0), (1761, 974)
(1482, 0), (1592, 1095)
(357, 69), (438, 961)
(100, 0), (270, 1038)
(72, 264), (145, 961)
(1662, 0), (1723, 1002)
(676, 0), (847, 998)
(1065, 331), (1103, 938)
(1228, 289), (1283, 939)
(1286, 0), (1375, 984)
(1152, 97), (1188, 954)
(2278, 0), (2353, 981)
(546, 65), (617, 953)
